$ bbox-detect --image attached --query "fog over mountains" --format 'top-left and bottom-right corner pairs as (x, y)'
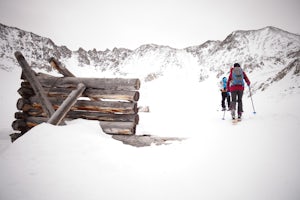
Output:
(0, 22), (299, 93)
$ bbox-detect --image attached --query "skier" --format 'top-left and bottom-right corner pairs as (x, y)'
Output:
(227, 63), (250, 120)
(220, 77), (231, 111)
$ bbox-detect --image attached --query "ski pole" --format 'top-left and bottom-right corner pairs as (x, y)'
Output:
(248, 86), (256, 114)
(222, 109), (226, 120)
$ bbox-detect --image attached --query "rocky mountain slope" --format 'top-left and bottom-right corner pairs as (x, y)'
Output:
(0, 23), (132, 73)
(0, 23), (299, 92)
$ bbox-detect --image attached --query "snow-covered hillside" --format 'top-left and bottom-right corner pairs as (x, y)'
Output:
(1, 23), (299, 86)
(0, 70), (300, 200)
(0, 23), (300, 200)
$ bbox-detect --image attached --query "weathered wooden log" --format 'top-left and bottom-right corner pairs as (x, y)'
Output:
(12, 117), (136, 135)
(35, 73), (140, 91)
(20, 71), (38, 80)
(100, 121), (136, 135)
(48, 83), (86, 125)
(72, 100), (137, 114)
(17, 86), (34, 98)
(17, 109), (139, 123)
(26, 109), (47, 117)
(21, 81), (31, 88)
(26, 117), (48, 128)
(49, 58), (102, 101)
(11, 119), (31, 134)
(17, 96), (138, 114)
(82, 89), (139, 102)
(12, 117), (46, 131)
(67, 111), (139, 124)
(15, 51), (55, 117)
(15, 112), (28, 119)
(12, 119), (27, 131)
(10, 132), (24, 142)
(12, 117), (61, 130)
(49, 57), (75, 77)
(15, 111), (43, 118)
(17, 85), (140, 101)
(17, 98), (32, 111)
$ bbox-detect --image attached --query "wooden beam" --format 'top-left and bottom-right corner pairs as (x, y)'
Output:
(18, 84), (140, 101)
(17, 110), (139, 123)
(14, 51), (55, 118)
(17, 98), (31, 111)
(12, 117), (46, 131)
(15, 112), (28, 119)
(49, 57), (100, 101)
(16, 110), (47, 118)
(66, 111), (139, 124)
(49, 57), (75, 77)
(48, 58), (102, 101)
(18, 96), (138, 114)
(17, 86), (34, 98)
(12, 119), (26, 131)
(12, 117), (137, 135)
(35, 73), (140, 91)
(48, 83), (86, 125)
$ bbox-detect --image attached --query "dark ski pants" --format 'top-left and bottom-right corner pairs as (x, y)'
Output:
(221, 92), (231, 109)
(230, 90), (244, 115)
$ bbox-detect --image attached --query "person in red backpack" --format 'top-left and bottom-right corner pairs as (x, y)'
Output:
(227, 63), (250, 120)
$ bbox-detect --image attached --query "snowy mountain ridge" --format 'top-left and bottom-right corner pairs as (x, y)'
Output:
(0, 23), (132, 73)
(1, 23), (300, 200)
(197, 26), (300, 73)
(0, 22), (300, 92)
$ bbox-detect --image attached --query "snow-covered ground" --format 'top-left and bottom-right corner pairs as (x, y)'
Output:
(0, 67), (21, 152)
(0, 65), (300, 200)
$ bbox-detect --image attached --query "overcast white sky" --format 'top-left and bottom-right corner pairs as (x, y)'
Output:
(0, 0), (299, 51)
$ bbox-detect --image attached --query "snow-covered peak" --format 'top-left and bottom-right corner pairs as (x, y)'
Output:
(1, 22), (299, 92)
(193, 26), (300, 78)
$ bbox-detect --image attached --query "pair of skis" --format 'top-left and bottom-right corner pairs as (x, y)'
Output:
(232, 118), (241, 125)
(221, 109), (243, 124)
(222, 113), (242, 124)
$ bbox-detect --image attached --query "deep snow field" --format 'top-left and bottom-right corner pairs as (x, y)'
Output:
(0, 66), (300, 200)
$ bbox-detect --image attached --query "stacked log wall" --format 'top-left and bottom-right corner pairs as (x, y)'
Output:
(11, 57), (140, 141)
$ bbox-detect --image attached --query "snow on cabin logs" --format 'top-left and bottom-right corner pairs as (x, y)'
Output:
(11, 52), (140, 141)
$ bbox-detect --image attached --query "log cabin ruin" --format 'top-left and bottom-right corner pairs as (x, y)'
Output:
(11, 52), (141, 142)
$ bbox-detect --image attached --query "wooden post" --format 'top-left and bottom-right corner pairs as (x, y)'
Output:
(49, 57), (75, 77)
(15, 51), (55, 118)
(48, 83), (86, 125)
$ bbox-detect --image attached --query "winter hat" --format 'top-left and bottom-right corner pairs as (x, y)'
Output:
(234, 63), (240, 67)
